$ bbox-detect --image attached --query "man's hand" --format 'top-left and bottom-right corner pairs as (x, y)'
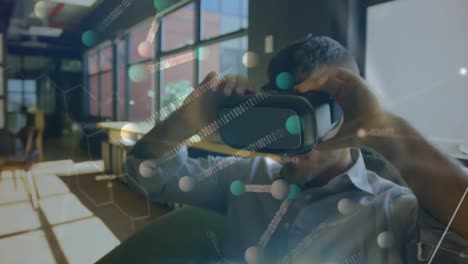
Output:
(294, 67), (389, 150)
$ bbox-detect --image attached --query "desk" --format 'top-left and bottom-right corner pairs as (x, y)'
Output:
(97, 122), (281, 173)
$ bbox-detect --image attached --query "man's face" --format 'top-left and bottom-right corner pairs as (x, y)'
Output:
(279, 67), (353, 183)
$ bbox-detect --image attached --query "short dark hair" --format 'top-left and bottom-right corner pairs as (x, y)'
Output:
(265, 35), (357, 91)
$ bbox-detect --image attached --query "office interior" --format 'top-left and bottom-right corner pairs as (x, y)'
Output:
(0, 0), (467, 263)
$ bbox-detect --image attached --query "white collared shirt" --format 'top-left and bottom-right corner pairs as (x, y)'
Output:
(125, 148), (468, 263)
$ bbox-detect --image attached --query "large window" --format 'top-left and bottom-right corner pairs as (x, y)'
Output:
(158, 0), (249, 120)
(85, 44), (114, 119)
(7, 79), (37, 112)
(84, 0), (249, 122)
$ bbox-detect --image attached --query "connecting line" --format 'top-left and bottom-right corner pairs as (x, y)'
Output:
(427, 185), (468, 264)
(258, 199), (291, 248)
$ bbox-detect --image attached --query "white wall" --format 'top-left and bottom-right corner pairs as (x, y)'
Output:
(366, 0), (468, 158)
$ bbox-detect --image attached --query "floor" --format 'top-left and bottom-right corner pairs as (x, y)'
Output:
(0, 134), (170, 264)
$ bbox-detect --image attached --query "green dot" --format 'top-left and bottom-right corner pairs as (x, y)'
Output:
(128, 65), (147, 82)
(230, 180), (245, 196)
(285, 115), (302, 135)
(288, 184), (300, 200)
(82, 30), (98, 47)
(154, 0), (172, 11)
(195, 46), (210, 61)
(275, 72), (294, 90)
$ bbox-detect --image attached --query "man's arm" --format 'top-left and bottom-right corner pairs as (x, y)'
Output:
(294, 67), (468, 238)
(364, 113), (468, 238)
(126, 72), (256, 212)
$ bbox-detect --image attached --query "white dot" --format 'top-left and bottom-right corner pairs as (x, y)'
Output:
(121, 123), (138, 143)
(178, 176), (195, 192)
(271, 179), (289, 200)
(337, 198), (357, 215)
(138, 41), (153, 57)
(138, 160), (157, 178)
(244, 246), (264, 264)
(459, 67), (467, 76)
(356, 128), (367, 138)
(34, 1), (48, 17)
(107, 182), (113, 188)
(242, 52), (259, 68)
(129, 100), (135, 105)
(377, 231), (394, 248)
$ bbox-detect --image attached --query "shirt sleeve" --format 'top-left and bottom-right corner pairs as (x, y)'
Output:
(404, 201), (468, 263)
(124, 147), (247, 214)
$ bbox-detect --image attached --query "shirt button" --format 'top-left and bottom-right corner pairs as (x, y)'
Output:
(284, 222), (290, 230)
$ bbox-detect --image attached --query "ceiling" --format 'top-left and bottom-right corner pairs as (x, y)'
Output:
(6, 0), (104, 50)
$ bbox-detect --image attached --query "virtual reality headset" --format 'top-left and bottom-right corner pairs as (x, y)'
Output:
(217, 91), (343, 155)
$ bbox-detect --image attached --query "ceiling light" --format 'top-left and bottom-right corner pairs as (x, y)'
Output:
(460, 67), (467, 76)
(29, 26), (63, 37)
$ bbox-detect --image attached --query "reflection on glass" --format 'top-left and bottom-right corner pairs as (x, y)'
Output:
(89, 76), (99, 116)
(130, 62), (154, 120)
(160, 52), (194, 120)
(161, 3), (195, 51)
(101, 72), (113, 118)
(201, 0), (248, 40)
(100, 46), (113, 71)
(87, 50), (99, 74)
(199, 36), (248, 80)
(117, 40), (127, 120)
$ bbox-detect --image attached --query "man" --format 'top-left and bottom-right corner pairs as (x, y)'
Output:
(125, 36), (468, 263)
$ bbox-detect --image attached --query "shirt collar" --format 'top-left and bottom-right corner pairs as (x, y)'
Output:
(340, 148), (375, 195)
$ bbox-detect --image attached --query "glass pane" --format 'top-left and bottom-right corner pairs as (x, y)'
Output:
(117, 39), (127, 67)
(8, 79), (22, 92)
(24, 80), (36, 93)
(61, 59), (82, 72)
(87, 49), (99, 75)
(117, 40), (127, 120)
(199, 36), (248, 80)
(100, 46), (113, 71)
(161, 3), (195, 52)
(101, 72), (113, 118)
(89, 75), (99, 116)
(7, 92), (22, 112)
(117, 66), (127, 120)
(201, 0), (248, 40)
(160, 51), (194, 120)
(24, 93), (36, 110)
(23, 56), (51, 71)
(129, 23), (154, 62)
(129, 62), (154, 120)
